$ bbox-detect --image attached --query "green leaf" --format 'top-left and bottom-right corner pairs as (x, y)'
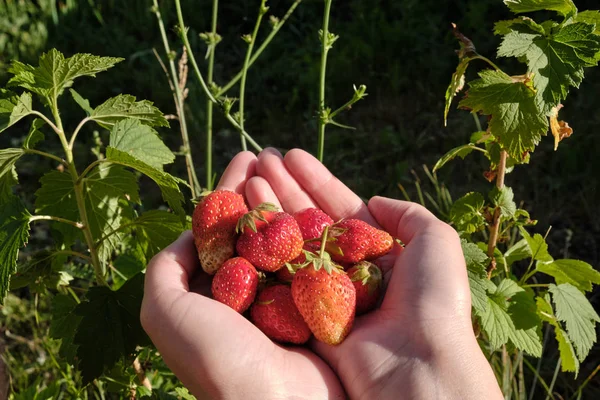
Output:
(537, 259), (600, 292)
(549, 283), (600, 362)
(503, 0), (577, 16)
(74, 273), (149, 383)
(494, 17), (546, 36)
(433, 144), (484, 172)
(109, 119), (175, 170)
(106, 147), (185, 220)
(497, 21), (600, 114)
(112, 252), (146, 290)
(504, 238), (532, 266)
(23, 118), (45, 149)
(10, 250), (68, 293)
(481, 293), (515, 349)
(449, 192), (486, 234)
(459, 70), (548, 159)
(576, 10), (600, 35)
(70, 89), (94, 115)
(0, 149), (25, 198)
(462, 239), (491, 315)
(8, 49), (123, 105)
(91, 94), (168, 128)
(50, 293), (82, 364)
(0, 196), (31, 303)
(489, 186), (517, 219)
(127, 210), (184, 260)
(444, 58), (470, 125)
(518, 227), (554, 262)
(0, 90), (34, 133)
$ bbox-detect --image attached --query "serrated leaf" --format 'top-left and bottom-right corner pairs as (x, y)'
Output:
(433, 144), (484, 172)
(576, 10), (600, 35)
(0, 149), (25, 196)
(444, 58), (470, 125)
(109, 119), (174, 170)
(537, 259), (600, 292)
(505, 238), (532, 266)
(10, 251), (68, 292)
(462, 239), (491, 314)
(481, 294), (515, 349)
(449, 192), (486, 234)
(469, 270), (492, 315)
(8, 49), (123, 105)
(50, 293), (82, 363)
(106, 147), (185, 220)
(0, 166), (18, 203)
(126, 210), (184, 260)
(497, 21), (600, 114)
(518, 227), (554, 262)
(460, 70), (548, 159)
(504, 0), (577, 16)
(490, 186), (517, 219)
(91, 94), (168, 128)
(494, 17), (545, 36)
(70, 89), (93, 115)
(549, 283), (600, 362)
(0, 90), (34, 133)
(74, 273), (149, 383)
(23, 118), (45, 149)
(112, 252), (146, 290)
(0, 196), (31, 303)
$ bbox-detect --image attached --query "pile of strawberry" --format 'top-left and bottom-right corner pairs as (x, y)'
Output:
(192, 190), (394, 345)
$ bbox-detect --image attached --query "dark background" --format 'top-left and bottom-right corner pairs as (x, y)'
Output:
(1, 0), (599, 397)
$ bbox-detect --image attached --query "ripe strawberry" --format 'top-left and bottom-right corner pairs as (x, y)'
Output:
(192, 190), (248, 274)
(326, 219), (393, 264)
(291, 260), (356, 345)
(250, 285), (312, 344)
(347, 261), (383, 315)
(276, 264), (296, 283)
(236, 203), (303, 272)
(293, 208), (334, 240)
(211, 257), (259, 313)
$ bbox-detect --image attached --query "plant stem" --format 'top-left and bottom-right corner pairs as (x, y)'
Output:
(317, 0), (333, 162)
(473, 54), (503, 72)
(545, 358), (561, 400)
(174, 0), (263, 152)
(152, 0), (200, 197)
(132, 356), (152, 390)
(487, 149), (507, 277)
(29, 215), (84, 229)
(239, 0), (268, 152)
(24, 149), (66, 165)
(216, 0), (303, 97)
(31, 111), (61, 136)
(77, 158), (112, 182)
(69, 117), (90, 151)
(206, 0), (219, 190)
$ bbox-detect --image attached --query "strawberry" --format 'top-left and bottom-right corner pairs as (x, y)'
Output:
(276, 264), (296, 283)
(326, 219), (393, 264)
(291, 252), (356, 345)
(192, 190), (248, 274)
(293, 207), (334, 240)
(250, 285), (312, 344)
(347, 261), (383, 315)
(236, 203), (303, 272)
(211, 257), (259, 313)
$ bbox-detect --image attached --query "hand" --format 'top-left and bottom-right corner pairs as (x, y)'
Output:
(141, 148), (503, 399)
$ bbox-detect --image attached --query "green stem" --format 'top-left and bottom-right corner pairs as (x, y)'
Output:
(24, 149), (66, 165)
(239, 1), (268, 152)
(29, 215), (83, 229)
(317, 0), (333, 162)
(473, 54), (503, 72)
(216, 0), (304, 97)
(545, 358), (560, 400)
(174, 0), (263, 152)
(77, 158), (112, 182)
(206, 0), (219, 190)
(152, 0), (200, 197)
(95, 220), (137, 247)
(487, 149), (507, 278)
(31, 110), (61, 136)
(69, 117), (91, 151)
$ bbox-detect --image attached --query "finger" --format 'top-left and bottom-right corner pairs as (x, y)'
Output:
(216, 151), (258, 194)
(283, 149), (377, 225)
(245, 175), (282, 210)
(256, 148), (317, 213)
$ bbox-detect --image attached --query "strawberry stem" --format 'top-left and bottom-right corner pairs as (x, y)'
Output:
(319, 225), (329, 258)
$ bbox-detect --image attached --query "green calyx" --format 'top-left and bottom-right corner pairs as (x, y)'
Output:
(235, 202), (279, 233)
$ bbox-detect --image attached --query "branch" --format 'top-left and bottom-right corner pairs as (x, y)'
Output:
(486, 149), (507, 278)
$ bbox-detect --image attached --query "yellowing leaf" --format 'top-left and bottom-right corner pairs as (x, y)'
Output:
(549, 105), (574, 150)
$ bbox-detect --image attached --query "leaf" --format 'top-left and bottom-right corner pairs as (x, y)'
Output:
(481, 293), (515, 349)
(497, 21), (600, 114)
(462, 239), (491, 315)
(8, 49), (123, 105)
(50, 293), (82, 364)
(489, 186), (517, 219)
(0, 90), (34, 133)
(9, 251), (68, 293)
(549, 283), (600, 361)
(91, 94), (168, 128)
(537, 259), (600, 292)
(433, 144), (484, 172)
(0, 166), (18, 203)
(23, 118), (45, 149)
(576, 10), (600, 35)
(0, 149), (25, 196)
(106, 147), (185, 220)
(449, 192), (486, 234)
(503, 0), (577, 16)
(0, 196), (31, 303)
(74, 273), (149, 383)
(504, 238), (532, 266)
(518, 227), (554, 262)
(70, 89), (94, 115)
(444, 58), (470, 125)
(112, 251), (146, 290)
(126, 210), (184, 260)
(459, 70), (548, 159)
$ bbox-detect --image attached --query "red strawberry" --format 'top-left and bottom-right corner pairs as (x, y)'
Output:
(192, 190), (248, 274)
(291, 260), (356, 345)
(293, 208), (334, 240)
(326, 219), (393, 264)
(211, 257), (259, 313)
(276, 264), (296, 283)
(236, 203), (303, 272)
(347, 261), (383, 315)
(250, 285), (311, 344)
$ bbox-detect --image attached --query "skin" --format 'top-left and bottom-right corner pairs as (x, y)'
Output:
(141, 148), (503, 400)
